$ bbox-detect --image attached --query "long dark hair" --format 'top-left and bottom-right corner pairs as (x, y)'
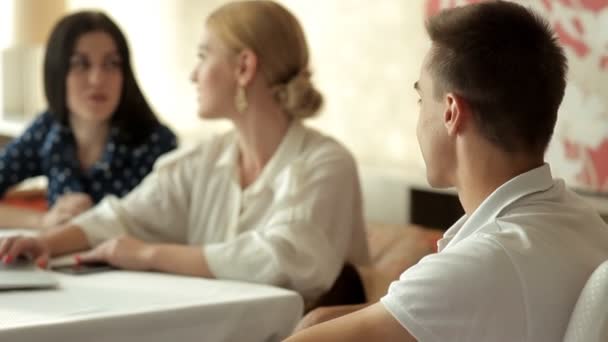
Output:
(44, 10), (159, 145)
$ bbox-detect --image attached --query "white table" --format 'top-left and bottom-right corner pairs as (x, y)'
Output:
(0, 270), (303, 342)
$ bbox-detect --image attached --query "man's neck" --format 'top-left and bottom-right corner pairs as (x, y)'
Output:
(456, 148), (544, 215)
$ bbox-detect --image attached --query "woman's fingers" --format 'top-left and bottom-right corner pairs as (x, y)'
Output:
(0, 236), (17, 260)
(76, 245), (106, 264)
(1, 237), (45, 264)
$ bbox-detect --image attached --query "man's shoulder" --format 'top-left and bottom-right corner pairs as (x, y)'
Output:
(483, 180), (608, 249)
(492, 194), (608, 247)
(400, 232), (518, 285)
(382, 231), (527, 341)
(501, 178), (603, 224)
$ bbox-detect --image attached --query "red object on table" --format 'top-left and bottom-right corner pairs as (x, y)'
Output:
(0, 194), (48, 212)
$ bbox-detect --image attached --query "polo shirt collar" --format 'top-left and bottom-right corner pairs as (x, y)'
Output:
(438, 164), (554, 251)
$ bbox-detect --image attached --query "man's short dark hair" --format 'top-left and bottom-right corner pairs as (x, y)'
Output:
(425, 1), (568, 155)
(44, 11), (160, 146)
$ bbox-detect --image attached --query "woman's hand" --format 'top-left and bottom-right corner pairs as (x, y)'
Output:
(0, 235), (50, 268)
(77, 236), (156, 271)
(41, 193), (93, 230)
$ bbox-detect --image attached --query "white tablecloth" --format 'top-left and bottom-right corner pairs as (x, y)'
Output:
(0, 270), (303, 342)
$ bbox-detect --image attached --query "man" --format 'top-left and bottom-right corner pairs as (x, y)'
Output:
(286, 1), (608, 341)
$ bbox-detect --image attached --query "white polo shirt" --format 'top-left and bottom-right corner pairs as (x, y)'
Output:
(381, 164), (608, 342)
(72, 122), (370, 303)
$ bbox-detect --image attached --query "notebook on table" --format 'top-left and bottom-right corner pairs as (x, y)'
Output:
(0, 229), (114, 289)
(0, 228), (57, 290)
(0, 259), (58, 290)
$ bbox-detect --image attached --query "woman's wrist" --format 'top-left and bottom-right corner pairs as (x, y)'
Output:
(28, 211), (46, 230)
(143, 243), (162, 271)
(41, 224), (90, 257)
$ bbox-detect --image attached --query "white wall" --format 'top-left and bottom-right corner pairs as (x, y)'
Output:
(0, 0), (15, 123)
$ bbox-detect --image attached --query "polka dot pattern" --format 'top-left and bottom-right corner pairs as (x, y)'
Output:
(0, 112), (177, 205)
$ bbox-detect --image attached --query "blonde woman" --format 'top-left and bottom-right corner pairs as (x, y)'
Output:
(0, 1), (369, 306)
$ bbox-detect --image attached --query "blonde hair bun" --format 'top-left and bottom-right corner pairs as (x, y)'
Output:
(273, 70), (323, 119)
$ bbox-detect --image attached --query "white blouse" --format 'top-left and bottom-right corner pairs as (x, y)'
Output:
(72, 122), (370, 302)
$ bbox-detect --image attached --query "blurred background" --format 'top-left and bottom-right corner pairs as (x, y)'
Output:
(0, 1), (606, 223)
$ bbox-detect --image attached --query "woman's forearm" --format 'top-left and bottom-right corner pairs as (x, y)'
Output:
(41, 224), (91, 257)
(149, 244), (215, 278)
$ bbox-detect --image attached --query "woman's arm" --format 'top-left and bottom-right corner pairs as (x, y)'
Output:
(0, 224), (91, 267)
(147, 244), (212, 276)
(77, 238), (213, 276)
(42, 224), (91, 257)
(60, 151), (193, 264)
(200, 151), (368, 303)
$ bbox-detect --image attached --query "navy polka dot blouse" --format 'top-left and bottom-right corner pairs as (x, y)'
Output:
(0, 112), (177, 205)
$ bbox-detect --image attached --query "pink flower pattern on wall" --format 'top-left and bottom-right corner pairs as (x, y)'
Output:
(425, 0), (608, 192)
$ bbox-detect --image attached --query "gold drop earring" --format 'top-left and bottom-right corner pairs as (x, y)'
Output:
(235, 86), (248, 113)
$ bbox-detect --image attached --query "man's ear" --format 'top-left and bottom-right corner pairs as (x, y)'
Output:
(234, 49), (258, 87)
(443, 93), (470, 136)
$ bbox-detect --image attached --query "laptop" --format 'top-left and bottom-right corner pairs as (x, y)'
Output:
(0, 259), (58, 290)
(0, 229), (58, 290)
(0, 230), (113, 289)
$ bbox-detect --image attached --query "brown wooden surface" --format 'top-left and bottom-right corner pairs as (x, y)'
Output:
(359, 224), (443, 302)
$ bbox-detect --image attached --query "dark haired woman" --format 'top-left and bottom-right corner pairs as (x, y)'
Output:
(0, 11), (177, 230)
